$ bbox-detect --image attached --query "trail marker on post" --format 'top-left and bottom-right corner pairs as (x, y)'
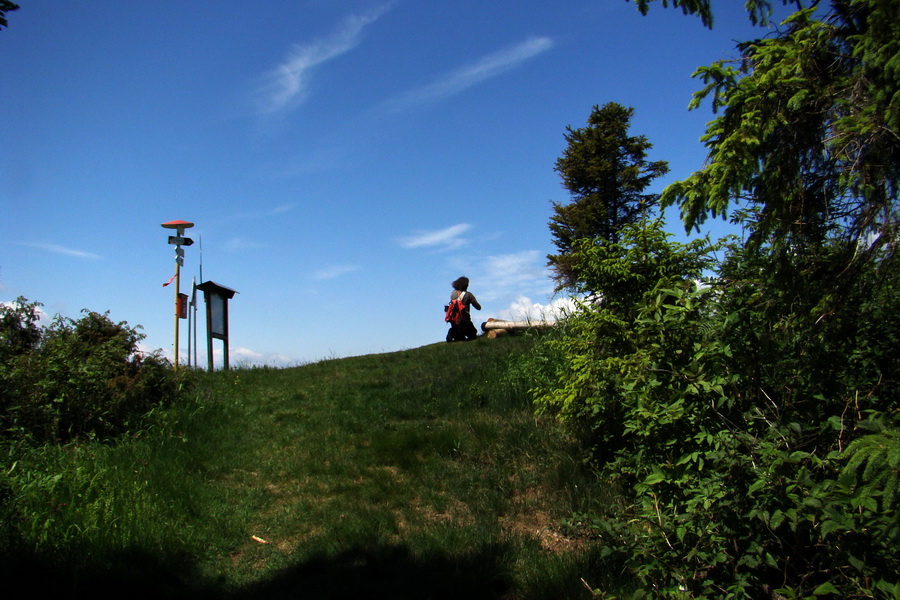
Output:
(161, 220), (194, 369)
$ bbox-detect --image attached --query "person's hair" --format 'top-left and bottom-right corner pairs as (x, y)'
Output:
(452, 276), (469, 291)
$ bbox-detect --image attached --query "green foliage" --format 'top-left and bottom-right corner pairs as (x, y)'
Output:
(530, 3), (900, 595)
(662, 0), (900, 259)
(530, 229), (900, 595)
(532, 194), (900, 597)
(630, 0), (802, 28)
(0, 298), (180, 443)
(549, 103), (670, 291)
(533, 220), (718, 440)
(0, 1), (19, 31)
(0, 297), (42, 366)
(840, 427), (900, 516)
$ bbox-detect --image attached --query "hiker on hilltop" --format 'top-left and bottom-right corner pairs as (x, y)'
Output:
(445, 276), (481, 342)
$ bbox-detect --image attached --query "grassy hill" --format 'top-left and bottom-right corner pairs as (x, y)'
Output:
(1, 335), (615, 599)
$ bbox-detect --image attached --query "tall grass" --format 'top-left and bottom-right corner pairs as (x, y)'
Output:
(1, 335), (621, 598)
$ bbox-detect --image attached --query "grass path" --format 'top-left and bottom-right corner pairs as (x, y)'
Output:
(3, 336), (612, 599)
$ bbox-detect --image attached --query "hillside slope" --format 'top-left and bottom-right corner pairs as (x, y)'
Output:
(3, 335), (613, 599)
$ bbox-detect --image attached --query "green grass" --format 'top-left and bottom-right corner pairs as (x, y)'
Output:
(1, 336), (621, 599)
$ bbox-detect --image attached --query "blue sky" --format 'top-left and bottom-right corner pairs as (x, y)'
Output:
(1, 1), (778, 367)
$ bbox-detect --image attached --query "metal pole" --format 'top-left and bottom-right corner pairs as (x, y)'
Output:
(192, 279), (198, 368)
(206, 301), (214, 372)
(161, 220), (194, 372)
(196, 236), (202, 369)
(196, 238), (201, 369)
(186, 280), (192, 369)
(193, 302), (198, 367)
(174, 259), (181, 370)
(223, 298), (230, 370)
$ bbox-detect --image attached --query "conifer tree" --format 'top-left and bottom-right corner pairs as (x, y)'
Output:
(548, 102), (669, 291)
(0, 1), (20, 31)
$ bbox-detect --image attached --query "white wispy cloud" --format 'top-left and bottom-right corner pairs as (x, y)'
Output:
(223, 237), (267, 252)
(266, 203), (297, 216)
(398, 223), (471, 250)
(468, 249), (555, 306)
(23, 242), (101, 260)
(222, 203), (298, 224)
(380, 36), (554, 113)
(312, 264), (360, 280)
(256, 3), (394, 115)
(483, 250), (545, 288)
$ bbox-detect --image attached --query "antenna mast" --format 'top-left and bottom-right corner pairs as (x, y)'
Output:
(195, 235), (203, 368)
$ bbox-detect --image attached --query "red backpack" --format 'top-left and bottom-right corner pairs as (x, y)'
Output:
(444, 291), (469, 325)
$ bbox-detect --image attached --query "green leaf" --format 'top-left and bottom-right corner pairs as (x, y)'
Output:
(748, 478), (767, 494)
(812, 582), (839, 596)
(770, 509), (785, 529)
(643, 467), (667, 486)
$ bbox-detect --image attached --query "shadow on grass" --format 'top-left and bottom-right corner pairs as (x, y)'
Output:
(1, 542), (515, 600)
(230, 542), (514, 600)
(0, 547), (222, 600)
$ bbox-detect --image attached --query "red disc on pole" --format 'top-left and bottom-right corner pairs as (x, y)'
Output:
(161, 220), (195, 229)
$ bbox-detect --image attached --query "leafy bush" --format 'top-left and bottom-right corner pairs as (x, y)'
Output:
(528, 0), (900, 594)
(531, 220), (718, 442)
(0, 298), (180, 443)
(527, 230), (900, 597)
